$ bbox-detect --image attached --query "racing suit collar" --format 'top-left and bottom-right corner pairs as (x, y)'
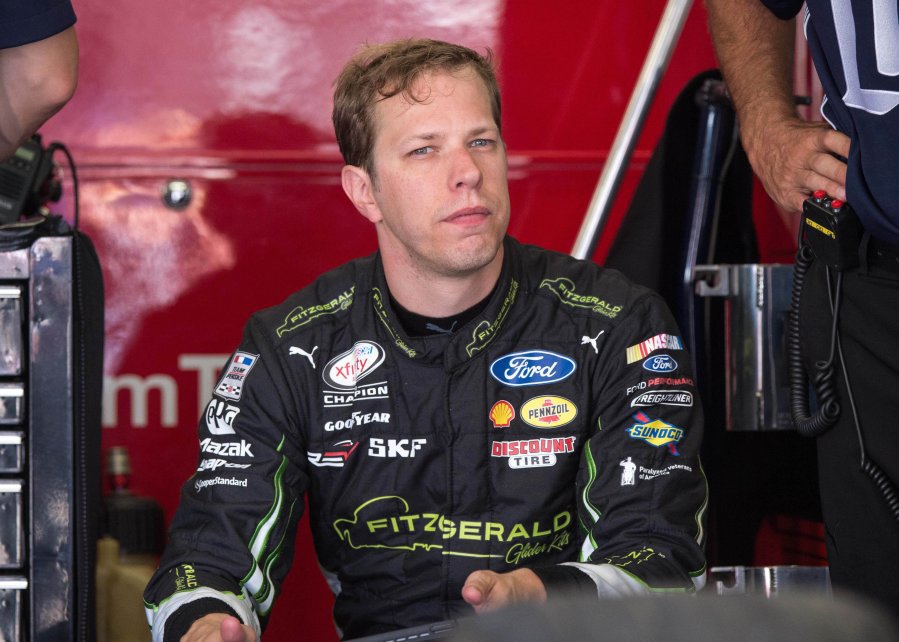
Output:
(368, 236), (521, 369)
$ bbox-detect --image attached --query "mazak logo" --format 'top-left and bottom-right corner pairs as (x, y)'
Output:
(368, 437), (426, 458)
(520, 396), (577, 429)
(642, 355), (677, 373)
(214, 352), (259, 401)
(200, 437), (253, 458)
(490, 350), (576, 387)
(323, 341), (385, 391)
(627, 411), (683, 454)
(630, 390), (693, 408)
(307, 440), (359, 468)
(489, 400), (515, 428)
(205, 399), (240, 435)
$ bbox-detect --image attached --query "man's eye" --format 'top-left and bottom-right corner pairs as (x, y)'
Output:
(470, 138), (493, 148)
(410, 146), (433, 156)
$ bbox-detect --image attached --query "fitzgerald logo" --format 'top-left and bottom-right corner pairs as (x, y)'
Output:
(465, 280), (518, 357)
(276, 287), (354, 338)
(539, 277), (623, 318)
(520, 396), (577, 429)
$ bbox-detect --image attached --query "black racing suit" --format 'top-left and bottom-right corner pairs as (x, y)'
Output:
(143, 237), (708, 640)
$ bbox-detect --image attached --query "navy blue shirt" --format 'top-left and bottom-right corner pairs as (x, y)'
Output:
(762, 0), (899, 244)
(0, 0), (76, 49)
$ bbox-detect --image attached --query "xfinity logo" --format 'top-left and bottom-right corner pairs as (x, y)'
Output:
(642, 355), (677, 373)
(323, 341), (385, 391)
(490, 350), (576, 387)
(368, 437), (426, 458)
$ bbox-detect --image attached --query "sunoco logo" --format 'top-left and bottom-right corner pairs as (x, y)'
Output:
(490, 350), (576, 387)
(520, 396), (577, 429)
(627, 412), (684, 449)
(323, 341), (385, 391)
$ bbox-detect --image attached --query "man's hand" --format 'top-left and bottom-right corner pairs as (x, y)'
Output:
(180, 613), (257, 642)
(741, 115), (850, 215)
(461, 568), (547, 614)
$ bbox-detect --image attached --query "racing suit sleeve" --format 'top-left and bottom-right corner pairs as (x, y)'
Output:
(536, 292), (707, 598)
(143, 316), (310, 641)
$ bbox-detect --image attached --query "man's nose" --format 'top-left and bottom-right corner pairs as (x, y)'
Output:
(449, 148), (483, 190)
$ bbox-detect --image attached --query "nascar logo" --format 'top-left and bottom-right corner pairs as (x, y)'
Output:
(626, 334), (683, 364)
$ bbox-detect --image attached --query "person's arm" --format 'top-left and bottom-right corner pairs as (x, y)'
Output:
(144, 321), (309, 642)
(0, 25), (78, 160)
(705, 0), (850, 213)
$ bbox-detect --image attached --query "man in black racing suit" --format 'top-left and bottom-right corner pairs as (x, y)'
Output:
(143, 39), (708, 641)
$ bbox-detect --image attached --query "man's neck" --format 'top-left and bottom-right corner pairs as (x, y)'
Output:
(381, 249), (503, 318)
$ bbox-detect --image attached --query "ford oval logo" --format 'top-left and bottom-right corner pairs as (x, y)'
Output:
(489, 350), (576, 387)
(642, 355), (677, 372)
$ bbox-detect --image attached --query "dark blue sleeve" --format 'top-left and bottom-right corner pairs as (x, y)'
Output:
(760, 0), (804, 20)
(0, 0), (76, 49)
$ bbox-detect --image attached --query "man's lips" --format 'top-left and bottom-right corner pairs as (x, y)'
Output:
(444, 206), (491, 224)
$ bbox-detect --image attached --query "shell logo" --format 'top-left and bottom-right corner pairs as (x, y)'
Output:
(520, 396), (577, 429)
(489, 400), (515, 428)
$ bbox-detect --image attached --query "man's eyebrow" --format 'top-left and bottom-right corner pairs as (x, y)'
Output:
(399, 126), (499, 146)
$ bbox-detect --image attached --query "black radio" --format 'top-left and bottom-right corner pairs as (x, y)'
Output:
(0, 135), (55, 225)
(801, 191), (862, 271)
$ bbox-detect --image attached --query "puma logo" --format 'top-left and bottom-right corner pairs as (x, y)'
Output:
(289, 345), (318, 368)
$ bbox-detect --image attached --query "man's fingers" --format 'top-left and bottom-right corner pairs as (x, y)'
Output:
(220, 616), (256, 642)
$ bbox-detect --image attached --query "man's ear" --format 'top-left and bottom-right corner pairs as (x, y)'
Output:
(341, 165), (382, 224)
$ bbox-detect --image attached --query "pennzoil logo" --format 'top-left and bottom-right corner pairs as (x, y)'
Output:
(276, 286), (354, 338)
(539, 277), (623, 319)
(465, 280), (518, 357)
(625, 334), (684, 364)
(489, 400), (515, 428)
(627, 411), (683, 454)
(520, 396), (577, 429)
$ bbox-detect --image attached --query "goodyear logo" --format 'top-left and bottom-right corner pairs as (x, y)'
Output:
(626, 333), (684, 364)
(627, 412), (684, 448)
(520, 396), (577, 429)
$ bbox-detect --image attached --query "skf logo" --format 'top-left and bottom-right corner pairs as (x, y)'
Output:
(627, 412), (683, 454)
(205, 399), (240, 435)
(489, 401), (515, 428)
(625, 334), (683, 364)
(323, 340), (385, 391)
(520, 396), (577, 429)
(642, 355), (677, 372)
(368, 437), (426, 458)
(489, 350), (576, 387)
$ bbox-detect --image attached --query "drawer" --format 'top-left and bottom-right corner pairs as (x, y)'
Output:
(0, 385), (24, 425)
(0, 433), (24, 474)
(0, 286), (23, 376)
(0, 576), (27, 642)
(0, 482), (23, 569)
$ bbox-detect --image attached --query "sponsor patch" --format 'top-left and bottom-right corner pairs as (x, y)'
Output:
(465, 280), (519, 357)
(214, 352), (259, 401)
(197, 458), (252, 472)
(194, 476), (248, 492)
(205, 399), (240, 435)
(642, 354), (677, 372)
(323, 341), (385, 391)
(324, 412), (390, 432)
(638, 463), (694, 481)
(200, 437), (254, 458)
(323, 382), (390, 408)
(625, 377), (695, 396)
(491, 436), (577, 469)
(368, 437), (426, 458)
(627, 412), (683, 453)
(307, 440), (359, 468)
(539, 277), (623, 318)
(620, 456), (637, 486)
(520, 396), (577, 429)
(276, 287), (354, 338)
(490, 350), (576, 387)
(625, 334), (684, 364)
(489, 400), (515, 428)
(630, 390), (693, 407)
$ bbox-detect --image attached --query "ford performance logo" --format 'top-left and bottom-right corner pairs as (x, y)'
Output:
(642, 355), (677, 372)
(490, 350), (576, 387)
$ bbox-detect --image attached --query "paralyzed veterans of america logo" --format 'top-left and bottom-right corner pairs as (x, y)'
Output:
(626, 334), (683, 364)
(490, 350), (576, 387)
(214, 352), (259, 401)
(520, 396), (577, 429)
(627, 411), (683, 454)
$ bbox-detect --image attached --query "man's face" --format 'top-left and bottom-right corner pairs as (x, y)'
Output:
(362, 69), (510, 279)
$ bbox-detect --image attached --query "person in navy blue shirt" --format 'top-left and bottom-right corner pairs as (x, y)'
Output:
(0, 0), (78, 160)
(707, 0), (899, 624)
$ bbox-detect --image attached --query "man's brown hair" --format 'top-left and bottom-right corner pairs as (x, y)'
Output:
(332, 38), (501, 177)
